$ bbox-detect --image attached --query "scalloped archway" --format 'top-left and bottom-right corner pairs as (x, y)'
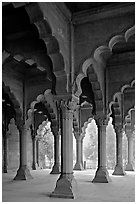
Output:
(74, 25), (135, 116)
(24, 3), (65, 78)
(27, 89), (58, 129)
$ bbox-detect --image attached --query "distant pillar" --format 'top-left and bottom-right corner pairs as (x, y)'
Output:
(81, 137), (84, 168)
(92, 116), (111, 183)
(50, 127), (60, 174)
(125, 129), (134, 171)
(31, 126), (37, 170)
(112, 126), (125, 176)
(14, 123), (33, 180)
(51, 96), (78, 199)
(73, 132), (83, 170)
(36, 140), (39, 167)
(3, 124), (8, 173)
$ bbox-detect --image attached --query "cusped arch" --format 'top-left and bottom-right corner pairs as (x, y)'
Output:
(27, 89), (57, 129)
(81, 117), (93, 139)
(109, 79), (135, 126)
(74, 25), (135, 116)
(24, 2), (65, 76)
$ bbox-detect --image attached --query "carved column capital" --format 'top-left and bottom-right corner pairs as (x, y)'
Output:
(74, 132), (81, 140)
(125, 128), (134, 139)
(54, 94), (79, 112)
(114, 125), (124, 137)
(94, 115), (109, 127)
(52, 127), (59, 138)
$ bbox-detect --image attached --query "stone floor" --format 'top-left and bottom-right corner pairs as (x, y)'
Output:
(2, 169), (135, 202)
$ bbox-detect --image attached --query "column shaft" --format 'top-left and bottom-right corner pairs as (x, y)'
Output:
(14, 124), (33, 180)
(32, 137), (37, 170)
(36, 140), (39, 166)
(125, 133), (134, 171)
(74, 136), (83, 170)
(81, 139), (84, 167)
(51, 103), (75, 198)
(112, 127), (125, 175)
(50, 131), (60, 174)
(3, 132), (8, 173)
(92, 117), (111, 183)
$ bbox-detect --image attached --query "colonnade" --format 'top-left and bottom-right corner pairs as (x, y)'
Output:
(2, 95), (135, 198)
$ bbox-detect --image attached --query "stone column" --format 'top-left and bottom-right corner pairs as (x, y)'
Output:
(14, 123), (33, 180)
(2, 110), (8, 173)
(36, 140), (39, 167)
(125, 129), (134, 171)
(50, 127), (60, 174)
(73, 132), (83, 170)
(112, 126), (125, 175)
(31, 126), (37, 170)
(92, 116), (111, 183)
(3, 124), (8, 173)
(81, 137), (84, 168)
(51, 95), (78, 199)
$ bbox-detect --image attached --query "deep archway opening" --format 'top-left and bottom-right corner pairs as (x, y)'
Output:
(106, 117), (116, 170)
(33, 102), (54, 170)
(83, 119), (98, 170)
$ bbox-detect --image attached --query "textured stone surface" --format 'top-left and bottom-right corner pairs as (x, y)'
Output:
(2, 169), (135, 202)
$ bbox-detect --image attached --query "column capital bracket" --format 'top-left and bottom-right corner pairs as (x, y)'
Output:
(54, 94), (79, 112)
(94, 114), (109, 126)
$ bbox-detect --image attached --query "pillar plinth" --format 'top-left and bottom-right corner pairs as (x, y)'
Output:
(73, 134), (83, 170)
(14, 124), (33, 180)
(51, 96), (79, 199)
(92, 116), (111, 183)
(50, 129), (60, 174)
(113, 126), (125, 176)
(51, 173), (75, 199)
(125, 130), (134, 171)
(14, 165), (33, 180)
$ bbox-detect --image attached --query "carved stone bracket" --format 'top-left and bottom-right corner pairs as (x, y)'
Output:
(54, 94), (79, 117)
(94, 114), (109, 127)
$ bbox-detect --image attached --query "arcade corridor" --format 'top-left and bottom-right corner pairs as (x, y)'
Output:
(2, 2), (135, 201)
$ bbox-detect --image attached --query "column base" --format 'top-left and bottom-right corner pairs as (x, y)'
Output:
(50, 173), (75, 199)
(14, 165), (33, 180)
(112, 164), (125, 175)
(73, 162), (83, 171)
(125, 163), (134, 171)
(32, 163), (37, 170)
(50, 164), (60, 174)
(92, 167), (111, 183)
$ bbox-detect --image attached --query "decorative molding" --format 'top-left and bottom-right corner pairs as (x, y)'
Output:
(72, 3), (134, 25)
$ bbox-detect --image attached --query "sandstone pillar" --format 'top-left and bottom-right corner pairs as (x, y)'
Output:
(73, 132), (83, 170)
(112, 126), (125, 175)
(14, 123), (33, 180)
(81, 137), (84, 168)
(51, 95), (78, 199)
(92, 116), (111, 183)
(36, 140), (39, 167)
(50, 127), (60, 174)
(125, 129), (134, 171)
(30, 125), (37, 170)
(3, 127), (8, 173)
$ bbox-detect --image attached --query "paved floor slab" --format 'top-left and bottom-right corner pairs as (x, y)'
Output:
(2, 169), (135, 202)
